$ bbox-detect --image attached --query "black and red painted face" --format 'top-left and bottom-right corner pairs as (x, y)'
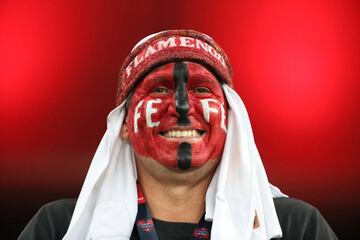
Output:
(126, 62), (227, 170)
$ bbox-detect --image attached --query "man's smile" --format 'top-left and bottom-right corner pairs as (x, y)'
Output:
(158, 128), (206, 142)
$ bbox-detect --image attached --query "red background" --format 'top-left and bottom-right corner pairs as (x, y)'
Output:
(1, 0), (359, 238)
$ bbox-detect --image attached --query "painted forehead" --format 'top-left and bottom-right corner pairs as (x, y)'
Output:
(138, 62), (222, 89)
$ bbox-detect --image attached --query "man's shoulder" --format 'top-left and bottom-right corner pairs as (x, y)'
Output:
(40, 198), (77, 212)
(36, 198), (77, 220)
(273, 197), (318, 233)
(273, 198), (338, 240)
(274, 197), (317, 216)
(18, 199), (77, 240)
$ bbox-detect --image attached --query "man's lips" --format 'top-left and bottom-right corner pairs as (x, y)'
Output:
(159, 129), (205, 138)
(155, 117), (208, 142)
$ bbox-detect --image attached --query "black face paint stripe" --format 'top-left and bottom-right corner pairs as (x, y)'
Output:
(174, 62), (190, 126)
(178, 142), (192, 170)
(174, 62), (192, 170)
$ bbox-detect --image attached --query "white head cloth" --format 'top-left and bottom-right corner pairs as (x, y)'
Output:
(62, 85), (287, 240)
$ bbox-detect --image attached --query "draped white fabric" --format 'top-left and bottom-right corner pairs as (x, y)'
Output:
(62, 86), (286, 240)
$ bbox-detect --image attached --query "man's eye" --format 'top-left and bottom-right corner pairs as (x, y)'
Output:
(152, 87), (169, 94)
(193, 87), (211, 94)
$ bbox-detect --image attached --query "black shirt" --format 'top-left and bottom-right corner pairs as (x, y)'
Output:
(18, 198), (338, 240)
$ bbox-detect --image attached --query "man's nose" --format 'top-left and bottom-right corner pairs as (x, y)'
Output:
(173, 62), (194, 126)
(168, 89), (194, 125)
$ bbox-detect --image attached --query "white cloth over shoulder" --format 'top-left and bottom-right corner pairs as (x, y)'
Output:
(62, 86), (287, 240)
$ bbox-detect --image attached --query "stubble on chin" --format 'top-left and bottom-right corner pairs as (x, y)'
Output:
(134, 151), (221, 187)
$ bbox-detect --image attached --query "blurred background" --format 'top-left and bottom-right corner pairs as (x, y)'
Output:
(1, 0), (359, 238)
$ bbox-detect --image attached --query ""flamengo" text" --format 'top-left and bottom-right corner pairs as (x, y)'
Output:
(125, 36), (226, 78)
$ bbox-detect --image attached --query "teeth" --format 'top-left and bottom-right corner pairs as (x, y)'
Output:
(163, 130), (202, 138)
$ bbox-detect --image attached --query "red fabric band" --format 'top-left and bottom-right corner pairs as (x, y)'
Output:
(115, 30), (233, 105)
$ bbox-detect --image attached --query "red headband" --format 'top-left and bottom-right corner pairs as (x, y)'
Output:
(115, 29), (233, 105)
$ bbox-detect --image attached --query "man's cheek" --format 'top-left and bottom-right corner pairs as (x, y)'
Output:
(133, 100), (144, 133)
(145, 99), (161, 128)
(130, 99), (164, 134)
(199, 98), (227, 132)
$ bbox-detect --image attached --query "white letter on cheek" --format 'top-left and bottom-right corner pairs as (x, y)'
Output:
(200, 99), (219, 122)
(146, 99), (161, 127)
(134, 100), (144, 133)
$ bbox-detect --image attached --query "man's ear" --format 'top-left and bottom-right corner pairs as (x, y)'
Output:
(120, 121), (129, 140)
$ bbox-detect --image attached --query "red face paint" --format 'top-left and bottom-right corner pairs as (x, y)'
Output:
(126, 62), (227, 169)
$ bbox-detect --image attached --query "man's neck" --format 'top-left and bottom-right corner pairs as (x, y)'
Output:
(134, 154), (220, 223)
(137, 163), (217, 223)
(139, 177), (210, 223)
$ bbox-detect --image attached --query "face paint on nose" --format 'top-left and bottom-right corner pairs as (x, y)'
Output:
(174, 62), (190, 126)
(173, 62), (192, 170)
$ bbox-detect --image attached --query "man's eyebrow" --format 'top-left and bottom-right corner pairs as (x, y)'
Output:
(147, 75), (172, 84)
(190, 74), (218, 86)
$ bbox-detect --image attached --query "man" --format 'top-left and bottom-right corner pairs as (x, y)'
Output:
(19, 30), (338, 240)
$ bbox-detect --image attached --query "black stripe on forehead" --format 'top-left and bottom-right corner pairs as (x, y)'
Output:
(174, 62), (190, 126)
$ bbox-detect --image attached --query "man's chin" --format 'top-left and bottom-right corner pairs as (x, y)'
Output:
(134, 149), (221, 168)
(156, 157), (220, 173)
(134, 152), (221, 185)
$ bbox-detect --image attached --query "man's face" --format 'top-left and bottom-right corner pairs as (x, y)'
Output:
(125, 62), (227, 170)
